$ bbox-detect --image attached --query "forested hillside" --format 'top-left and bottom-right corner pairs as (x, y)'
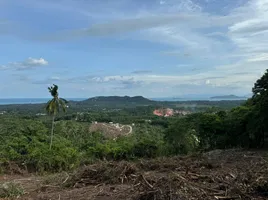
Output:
(0, 70), (267, 172)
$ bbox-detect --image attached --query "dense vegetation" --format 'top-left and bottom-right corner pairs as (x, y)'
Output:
(0, 70), (267, 173)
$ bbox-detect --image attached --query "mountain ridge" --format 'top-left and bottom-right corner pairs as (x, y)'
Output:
(81, 95), (155, 104)
(210, 95), (247, 99)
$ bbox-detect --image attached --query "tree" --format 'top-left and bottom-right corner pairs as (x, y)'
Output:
(46, 84), (67, 149)
(252, 69), (268, 98)
(225, 106), (251, 148)
(250, 69), (268, 147)
(196, 113), (224, 150)
(164, 118), (198, 154)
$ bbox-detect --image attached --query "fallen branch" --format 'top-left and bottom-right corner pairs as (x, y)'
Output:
(214, 196), (240, 200)
(141, 175), (154, 189)
(62, 172), (69, 184)
(243, 155), (268, 163)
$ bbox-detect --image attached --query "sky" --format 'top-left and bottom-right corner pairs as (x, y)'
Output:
(0, 0), (267, 98)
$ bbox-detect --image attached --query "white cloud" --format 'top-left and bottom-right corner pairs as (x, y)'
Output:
(131, 70), (152, 74)
(16, 0), (248, 59)
(206, 32), (226, 37)
(1, 57), (48, 70)
(247, 53), (268, 62)
(23, 57), (48, 66)
(2, 0), (268, 97)
(228, 0), (268, 54)
(25, 59), (262, 97)
(50, 76), (60, 80)
(85, 62), (259, 91)
(40, 14), (195, 41)
(0, 65), (8, 70)
(229, 19), (268, 34)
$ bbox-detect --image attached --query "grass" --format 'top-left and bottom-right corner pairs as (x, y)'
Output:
(0, 182), (24, 198)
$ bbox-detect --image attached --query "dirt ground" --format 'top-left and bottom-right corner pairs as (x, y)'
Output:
(89, 122), (132, 139)
(1, 149), (268, 200)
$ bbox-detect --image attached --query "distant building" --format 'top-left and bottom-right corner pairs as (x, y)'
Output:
(153, 108), (174, 117)
(153, 108), (191, 117)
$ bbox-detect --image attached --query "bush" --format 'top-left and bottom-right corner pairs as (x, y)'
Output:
(26, 136), (80, 172)
(85, 124), (166, 160)
(0, 118), (80, 173)
(0, 182), (24, 198)
(164, 118), (199, 155)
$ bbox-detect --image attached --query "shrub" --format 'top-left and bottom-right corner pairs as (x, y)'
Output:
(0, 118), (80, 173)
(164, 118), (199, 155)
(0, 182), (24, 198)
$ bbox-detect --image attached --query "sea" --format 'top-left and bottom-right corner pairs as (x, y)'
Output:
(151, 97), (210, 101)
(0, 97), (247, 105)
(0, 98), (86, 105)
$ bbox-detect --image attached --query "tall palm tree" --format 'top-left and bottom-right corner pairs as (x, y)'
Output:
(46, 84), (68, 150)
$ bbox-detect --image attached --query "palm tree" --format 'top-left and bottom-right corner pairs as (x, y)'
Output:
(46, 84), (68, 150)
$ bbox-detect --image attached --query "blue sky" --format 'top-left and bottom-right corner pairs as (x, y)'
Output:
(0, 0), (267, 98)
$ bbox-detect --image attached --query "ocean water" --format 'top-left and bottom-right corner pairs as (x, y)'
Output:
(0, 97), (247, 105)
(150, 97), (247, 102)
(0, 98), (86, 105)
(150, 97), (210, 101)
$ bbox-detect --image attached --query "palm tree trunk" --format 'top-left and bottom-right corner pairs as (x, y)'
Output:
(49, 115), (55, 150)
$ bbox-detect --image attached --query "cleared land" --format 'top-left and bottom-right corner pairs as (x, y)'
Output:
(1, 149), (268, 200)
(89, 122), (133, 139)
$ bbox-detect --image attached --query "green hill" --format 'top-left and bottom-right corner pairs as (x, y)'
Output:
(75, 96), (155, 108)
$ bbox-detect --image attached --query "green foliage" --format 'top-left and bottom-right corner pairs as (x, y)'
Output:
(163, 68), (268, 151)
(1, 69), (268, 174)
(46, 84), (68, 115)
(132, 124), (165, 157)
(250, 69), (268, 146)
(224, 106), (252, 147)
(25, 136), (79, 172)
(0, 118), (79, 172)
(84, 124), (166, 161)
(46, 84), (68, 150)
(252, 69), (268, 97)
(86, 138), (134, 160)
(164, 117), (199, 154)
(0, 182), (24, 198)
(196, 113), (225, 150)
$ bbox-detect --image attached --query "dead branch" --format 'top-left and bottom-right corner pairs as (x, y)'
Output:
(141, 175), (154, 189)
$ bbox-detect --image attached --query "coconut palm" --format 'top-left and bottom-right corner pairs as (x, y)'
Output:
(46, 84), (68, 149)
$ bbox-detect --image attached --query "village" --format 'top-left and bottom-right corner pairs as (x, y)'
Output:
(153, 108), (191, 117)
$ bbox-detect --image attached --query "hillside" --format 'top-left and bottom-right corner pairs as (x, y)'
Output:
(210, 94), (246, 100)
(83, 96), (153, 103)
(76, 96), (155, 107)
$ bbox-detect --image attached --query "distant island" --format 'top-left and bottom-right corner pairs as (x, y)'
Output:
(210, 95), (247, 100)
(82, 96), (154, 104)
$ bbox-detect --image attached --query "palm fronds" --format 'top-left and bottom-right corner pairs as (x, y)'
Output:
(45, 85), (67, 115)
(46, 84), (68, 150)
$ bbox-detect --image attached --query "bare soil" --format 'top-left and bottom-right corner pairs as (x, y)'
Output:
(89, 123), (132, 139)
(1, 149), (268, 200)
